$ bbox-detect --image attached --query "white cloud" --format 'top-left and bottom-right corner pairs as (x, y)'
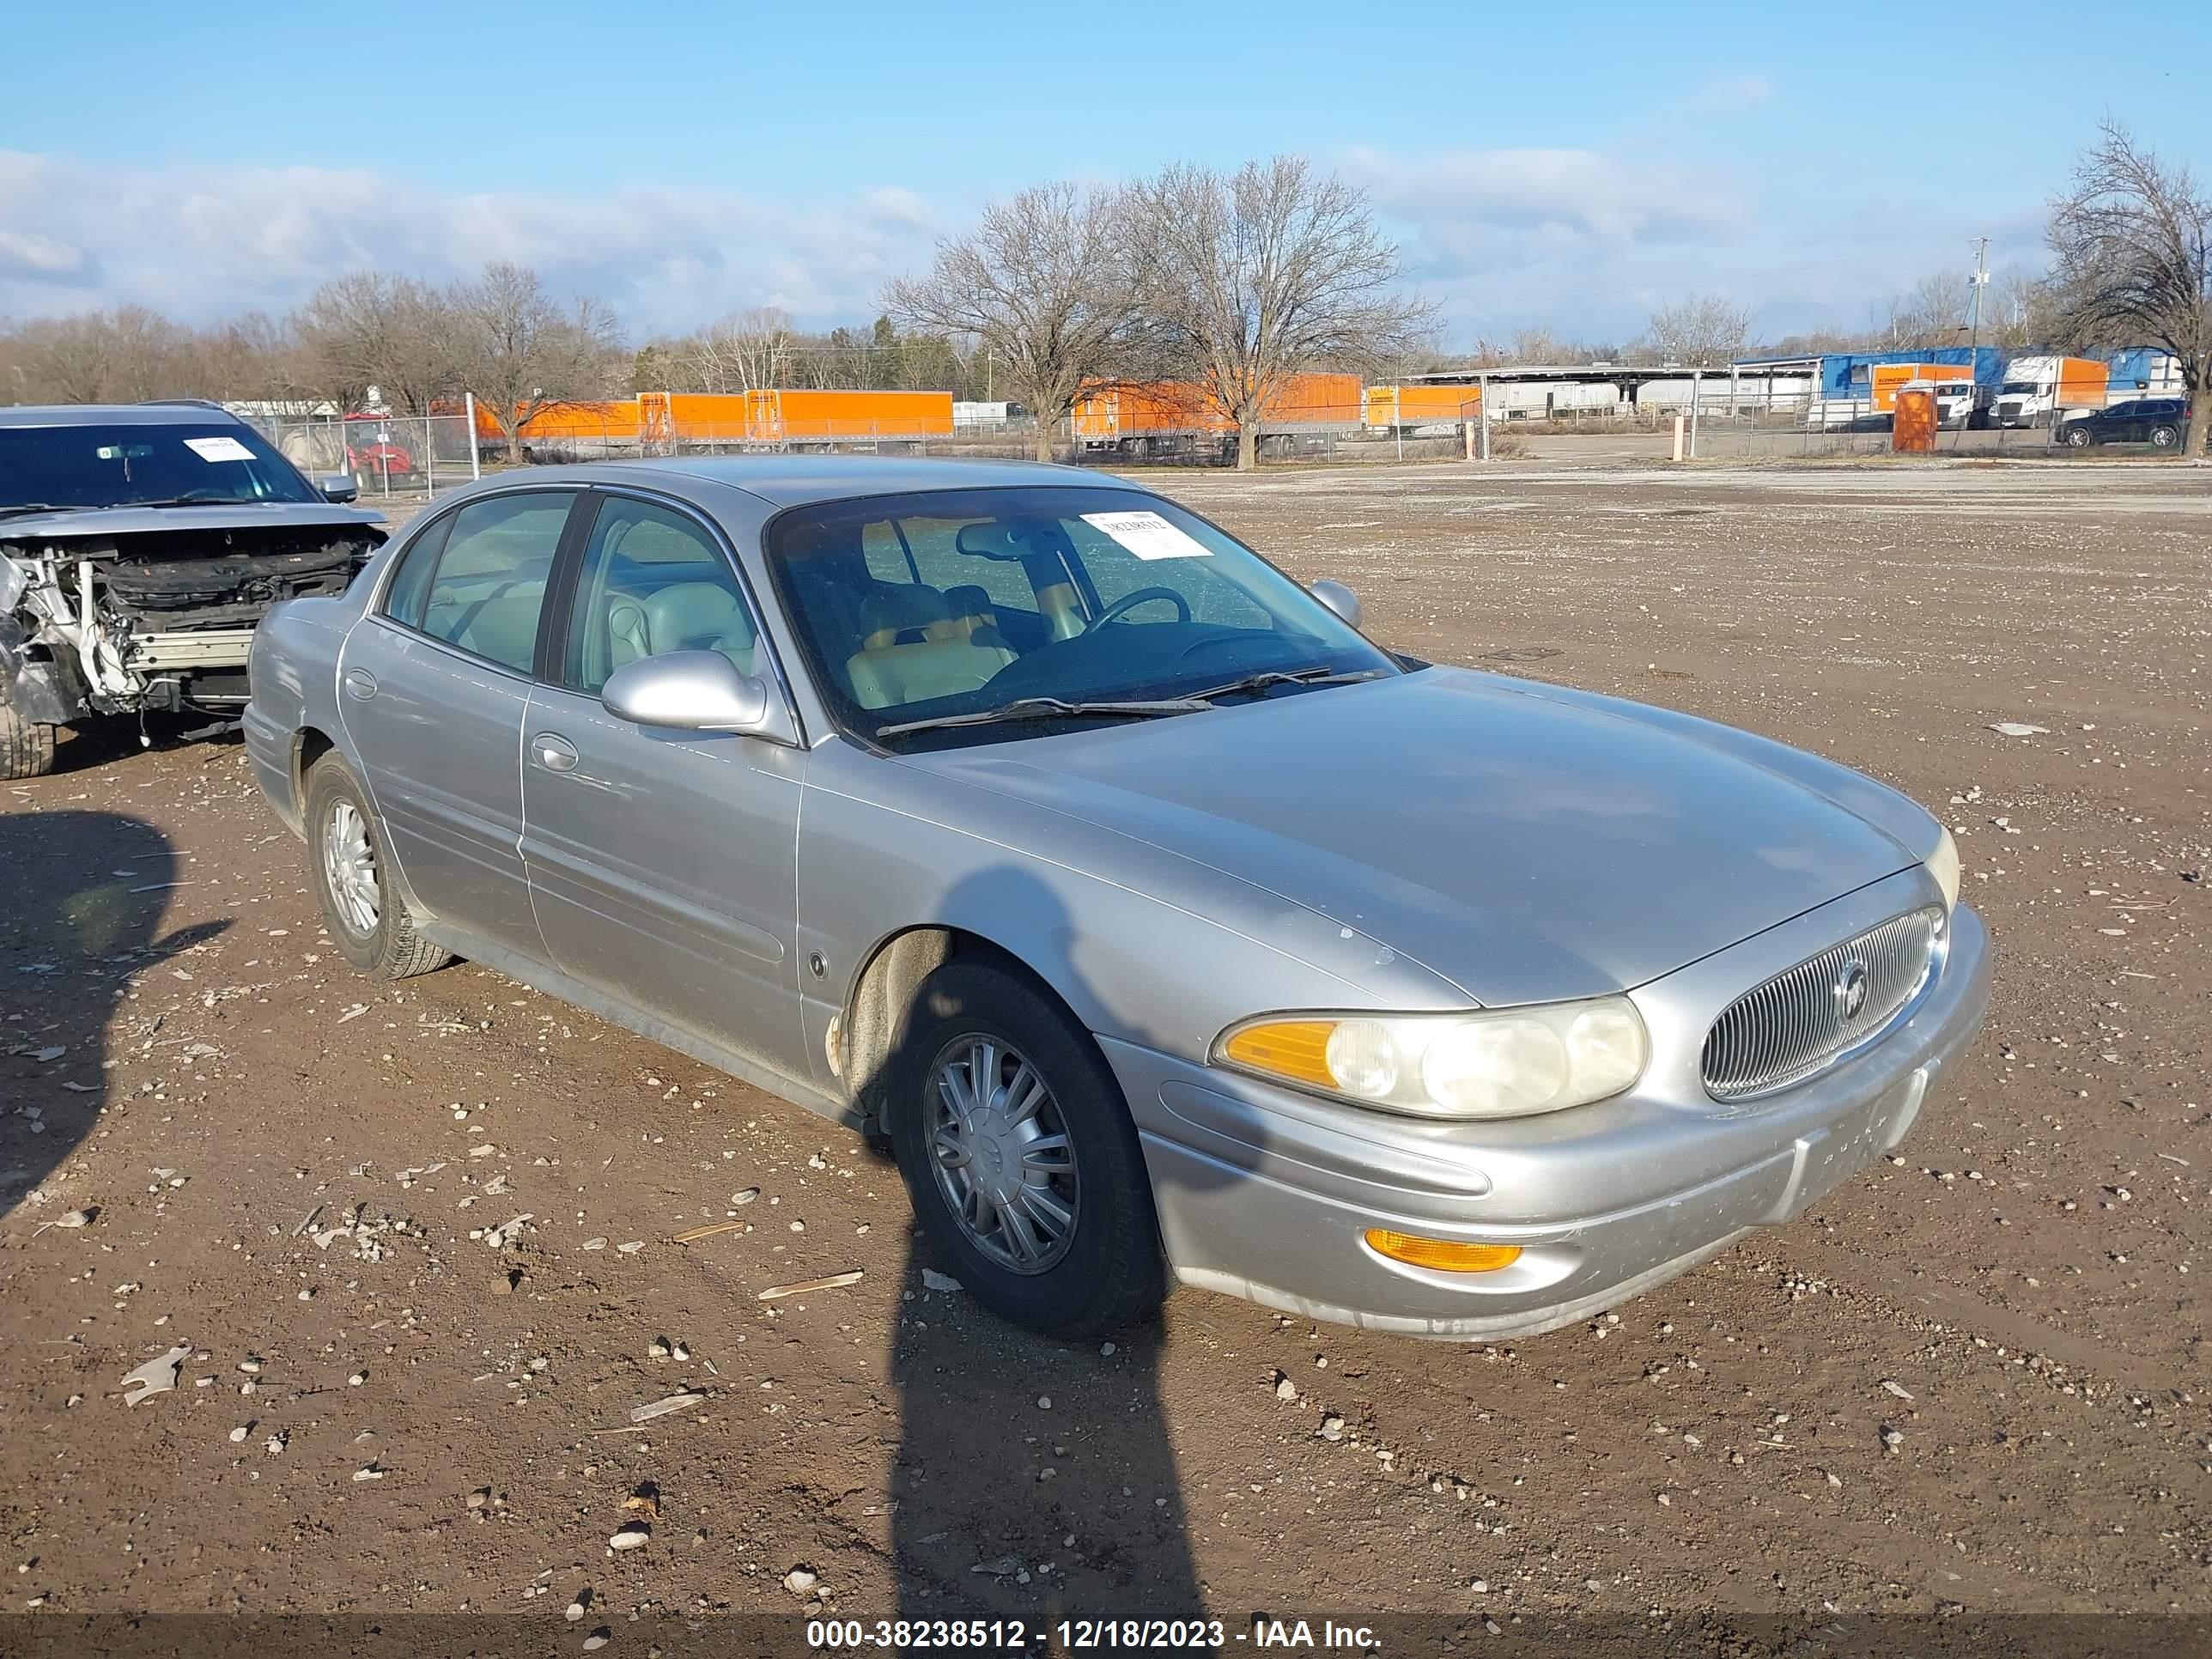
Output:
(0, 150), (943, 333)
(1690, 72), (1774, 114)
(1343, 145), (1753, 338)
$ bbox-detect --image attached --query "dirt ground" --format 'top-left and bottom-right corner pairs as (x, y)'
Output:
(3, 455), (2209, 1654)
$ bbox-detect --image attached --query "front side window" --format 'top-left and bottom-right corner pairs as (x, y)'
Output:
(403, 491), (572, 674)
(561, 495), (758, 695)
(0, 420), (320, 510)
(763, 486), (1394, 743)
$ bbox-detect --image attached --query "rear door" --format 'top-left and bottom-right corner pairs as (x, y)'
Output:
(518, 491), (809, 1079)
(338, 488), (580, 957)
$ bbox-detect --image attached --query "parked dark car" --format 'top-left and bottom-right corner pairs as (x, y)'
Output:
(2057, 398), (2191, 448)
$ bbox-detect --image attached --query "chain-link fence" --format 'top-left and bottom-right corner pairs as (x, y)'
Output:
(240, 386), (2182, 492)
(241, 411), (482, 500)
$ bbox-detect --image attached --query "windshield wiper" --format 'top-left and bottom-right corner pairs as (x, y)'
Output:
(106, 497), (258, 510)
(875, 695), (1212, 739)
(0, 503), (82, 520)
(1185, 665), (1389, 702)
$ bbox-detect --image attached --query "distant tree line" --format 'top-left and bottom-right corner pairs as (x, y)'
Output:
(3, 129), (2202, 462)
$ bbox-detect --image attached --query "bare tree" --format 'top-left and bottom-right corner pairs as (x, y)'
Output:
(451, 263), (623, 460)
(1644, 293), (1753, 366)
(693, 306), (797, 392)
(1129, 156), (1432, 469)
(293, 272), (459, 412)
(885, 182), (1134, 461)
(2048, 120), (2212, 457)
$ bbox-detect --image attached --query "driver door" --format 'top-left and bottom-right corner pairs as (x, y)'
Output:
(518, 492), (810, 1081)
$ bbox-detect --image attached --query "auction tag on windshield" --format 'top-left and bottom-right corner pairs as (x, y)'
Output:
(1082, 510), (1212, 560)
(183, 435), (255, 463)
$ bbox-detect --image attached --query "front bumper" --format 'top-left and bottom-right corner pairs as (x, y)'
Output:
(1109, 883), (1991, 1340)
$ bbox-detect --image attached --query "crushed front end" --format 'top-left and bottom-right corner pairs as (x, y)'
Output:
(2, 514), (383, 726)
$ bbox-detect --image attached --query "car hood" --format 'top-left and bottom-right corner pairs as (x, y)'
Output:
(903, 668), (1926, 1005)
(0, 501), (385, 544)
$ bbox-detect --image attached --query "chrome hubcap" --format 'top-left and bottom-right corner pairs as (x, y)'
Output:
(323, 799), (380, 936)
(926, 1036), (1079, 1274)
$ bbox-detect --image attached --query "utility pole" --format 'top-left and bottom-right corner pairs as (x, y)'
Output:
(1960, 236), (1990, 447)
(1966, 236), (1990, 361)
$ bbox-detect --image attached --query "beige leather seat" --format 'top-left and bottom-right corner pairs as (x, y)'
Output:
(843, 584), (1013, 710)
(606, 581), (757, 678)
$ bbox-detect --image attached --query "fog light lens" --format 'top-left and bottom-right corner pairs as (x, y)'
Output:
(1363, 1229), (1523, 1273)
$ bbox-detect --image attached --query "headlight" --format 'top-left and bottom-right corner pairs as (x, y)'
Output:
(1926, 826), (1960, 914)
(1214, 998), (1649, 1121)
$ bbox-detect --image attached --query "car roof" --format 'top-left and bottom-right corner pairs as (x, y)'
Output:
(0, 401), (250, 429)
(486, 453), (1152, 509)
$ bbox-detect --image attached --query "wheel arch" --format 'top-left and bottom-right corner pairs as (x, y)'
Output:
(837, 923), (1091, 1136)
(293, 725), (338, 819)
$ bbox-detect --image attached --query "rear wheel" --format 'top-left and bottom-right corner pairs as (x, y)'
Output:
(304, 754), (451, 980)
(0, 705), (58, 780)
(887, 960), (1165, 1337)
(2149, 424), (2179, 449)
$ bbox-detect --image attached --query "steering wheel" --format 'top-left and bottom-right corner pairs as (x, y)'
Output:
(1088, 586), (1191, 629)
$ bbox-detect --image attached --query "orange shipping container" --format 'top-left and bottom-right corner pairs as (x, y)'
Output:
(1869, 362), (1971, 413)
(1364, 383), (1484, 427)
(2052, 356), (2108, 409)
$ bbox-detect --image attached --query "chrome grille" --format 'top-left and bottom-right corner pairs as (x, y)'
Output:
(1701, 907), (1942, 1100)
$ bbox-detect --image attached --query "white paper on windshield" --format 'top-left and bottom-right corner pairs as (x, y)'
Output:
(183, 435), (256, 463)
(1081, 509), (1212, 561)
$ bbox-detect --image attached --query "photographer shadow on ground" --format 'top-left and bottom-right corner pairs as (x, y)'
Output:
(0, 808), (227, 1224)
(866, 863), (1261, 1633)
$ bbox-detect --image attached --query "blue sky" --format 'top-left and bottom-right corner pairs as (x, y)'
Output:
(3, 0), (2207, 346)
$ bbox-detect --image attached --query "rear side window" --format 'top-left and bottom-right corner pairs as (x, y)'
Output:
(381, 514), (454, 630)
(392, 491), (573, 673)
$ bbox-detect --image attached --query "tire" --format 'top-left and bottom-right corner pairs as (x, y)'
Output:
(304, 753), (451, 980)
(2063, 426), (2093, 447)
(886, 959), (1165, 1337)
(2149, 425), (2179, 449)
(0, 704), (58, 779)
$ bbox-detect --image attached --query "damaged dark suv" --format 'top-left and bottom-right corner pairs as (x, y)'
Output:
(0, 402), (386, 778)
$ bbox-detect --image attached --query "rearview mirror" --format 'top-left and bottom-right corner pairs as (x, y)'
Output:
(1309, 579), (1362, 629)
(602, 650), (778, 735)
(317, 473), (360, 504)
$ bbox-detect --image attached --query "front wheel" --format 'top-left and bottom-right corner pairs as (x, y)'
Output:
(2062, 425), (2093, 447)
(0, 705), (58, 779)
(887, 960), (1166, 1337)
(304, 754), (452, 980)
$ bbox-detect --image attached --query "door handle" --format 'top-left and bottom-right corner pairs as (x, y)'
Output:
(531, 732), (580, 773)
(343, 668), (378, 701)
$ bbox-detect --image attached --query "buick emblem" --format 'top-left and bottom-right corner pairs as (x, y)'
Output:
(1834, 961), (1870, 1021)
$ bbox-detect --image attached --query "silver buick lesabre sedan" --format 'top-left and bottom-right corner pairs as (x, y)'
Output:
(244, 457), (1990, 1340)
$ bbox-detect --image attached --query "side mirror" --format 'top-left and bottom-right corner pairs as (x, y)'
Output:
(602, 650), (776, 734)
(318, 473), (360, 504)
(1309, 578), (1363, 629)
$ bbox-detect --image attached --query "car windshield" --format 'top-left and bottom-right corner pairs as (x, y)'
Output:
(0, 420), (319, 511)
(763, 485), (1395, 744)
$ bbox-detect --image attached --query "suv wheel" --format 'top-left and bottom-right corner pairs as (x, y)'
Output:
(305, 754), (451, 980)
(887, 960), (1166, 1337)
(2149, 424), (2179, 448)
(2063, 425), (2093, 447)
(0, 705), (58, 780)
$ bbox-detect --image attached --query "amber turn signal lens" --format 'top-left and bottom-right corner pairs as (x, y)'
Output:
(1219, 1020), (1338, 1089)
(1362, 1230), (1522, 1273)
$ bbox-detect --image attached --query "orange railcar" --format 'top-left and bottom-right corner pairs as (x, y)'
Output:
(471, 388), (956, 447)
(1364, 383), (1484, 428)
(1073, 372), (1364, 441)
